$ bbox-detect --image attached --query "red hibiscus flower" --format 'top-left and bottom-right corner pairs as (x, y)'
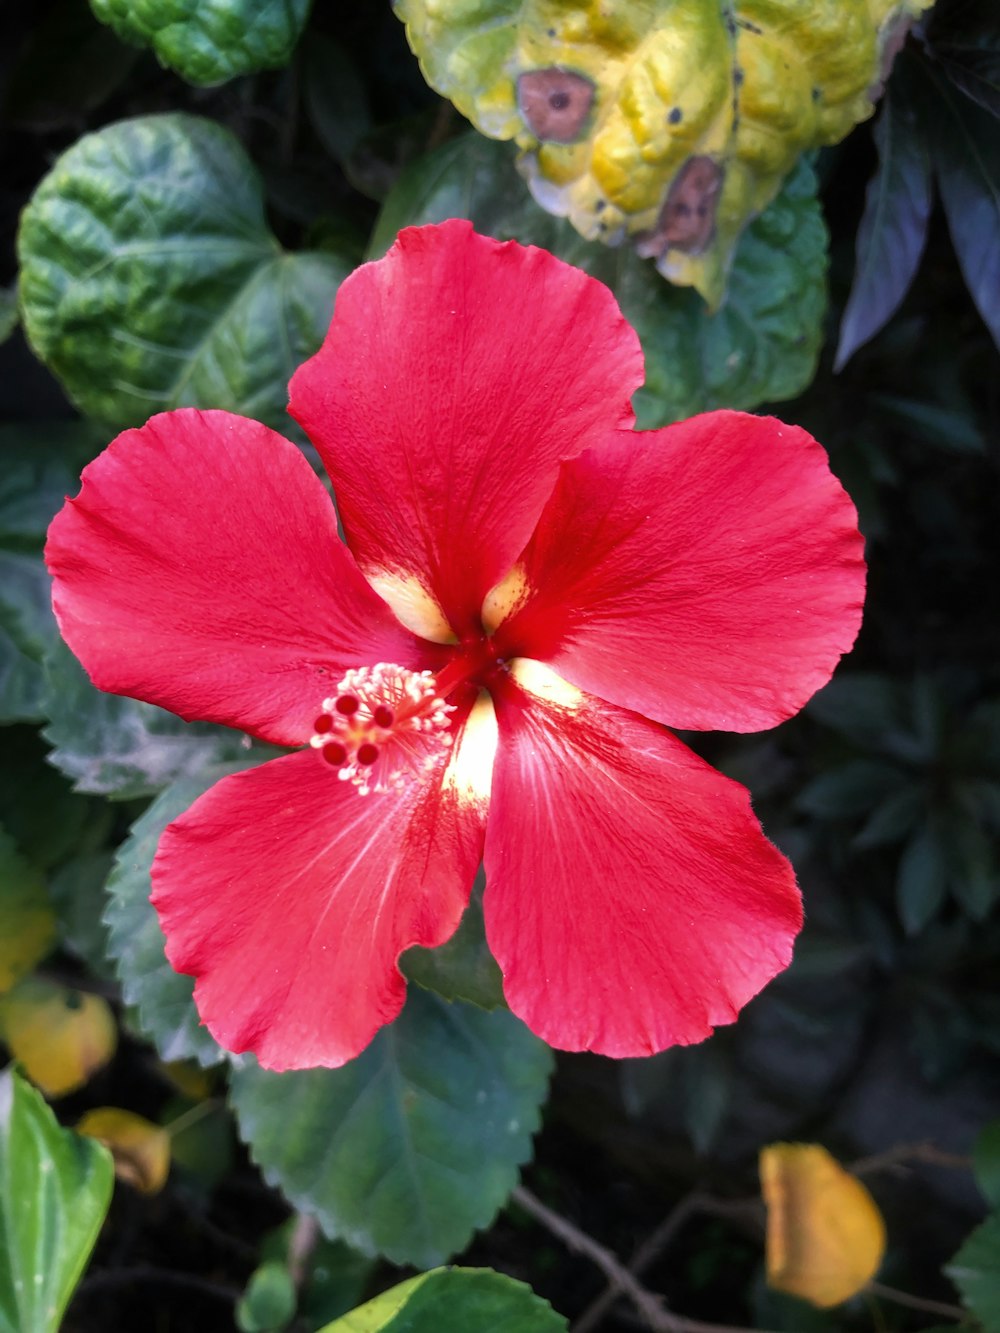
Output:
(45, 220), (865, 1072)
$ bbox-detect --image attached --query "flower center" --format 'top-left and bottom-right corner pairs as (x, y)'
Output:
(310, 664), (455, 795)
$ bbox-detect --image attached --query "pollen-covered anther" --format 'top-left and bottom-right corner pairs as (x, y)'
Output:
(310, 663), (455, 795)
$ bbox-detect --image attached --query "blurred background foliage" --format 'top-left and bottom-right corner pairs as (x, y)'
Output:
(1, 1), (999, 1330)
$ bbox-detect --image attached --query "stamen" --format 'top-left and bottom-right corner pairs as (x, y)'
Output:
(321, 740), (348, 766)
(310, 664), (455, 795)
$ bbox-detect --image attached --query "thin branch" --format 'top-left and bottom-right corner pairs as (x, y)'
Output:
(851, 1142), (972, 1176)
(75, 1264), (239, 1305)
(512, 1185), (682, 1332)
(868, 1280), (967, 1321)
(513, 1186), (780, 1333)
(574, 1192), (706, 1333)
(287, 1212), (320, 1289)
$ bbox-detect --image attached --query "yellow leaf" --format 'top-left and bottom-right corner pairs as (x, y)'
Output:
(76, 1108), (171, 1195)
(0, 830), (56, 995)
(397, 0), (935, 305)
(1, 976), (117, 1097)
(760, 1142), (886, 1308)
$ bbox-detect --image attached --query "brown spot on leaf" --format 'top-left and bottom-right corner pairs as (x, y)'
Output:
(518, 69), (595, 143)
(637, 156), (723, 258)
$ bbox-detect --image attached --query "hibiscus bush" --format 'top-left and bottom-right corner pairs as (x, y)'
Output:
(2, 3), (999, 1332)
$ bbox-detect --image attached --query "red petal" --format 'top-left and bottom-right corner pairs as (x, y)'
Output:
(288, 220), (643, 640)
(483, 662), (802, 1056)
(152, 702), (494, 1070)
(494, 412), (866, 732)
(45, 409), (432, 747)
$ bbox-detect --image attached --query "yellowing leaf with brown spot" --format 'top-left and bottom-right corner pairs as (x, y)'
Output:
(1, 977), (117, 1098)
(0, 828), (56, 995)
(760, 1142), (886, 1308)
(396, 0), (935, 306)
(76, 1108), (171, 1195)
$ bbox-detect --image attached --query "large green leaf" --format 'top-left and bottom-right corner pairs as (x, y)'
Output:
(230, 991), (553, 1268)
(370, 133), (826, 426)
(320, 1268), (567, 1333)
(17, 114), (350, 433)
(104, 760), (269, 1065)
(947, 1213), (1000, 1331)
(0, 1067), (113, 1333)
(90, 0), (311, 87)
(42, 639), (249, 799)
(0, 423), (97, 723)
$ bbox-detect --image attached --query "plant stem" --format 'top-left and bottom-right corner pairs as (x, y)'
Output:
(868, 1280), (967, 1320)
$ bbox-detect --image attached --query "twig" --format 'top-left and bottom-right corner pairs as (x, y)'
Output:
(75, 1263), (239, 1305)
(513, 1186), (781, 1333)
(287, 1212), (320, 1289)
(164, 1097), (222, 1139)
(868, 1280), (967, 1321)
(851, 1142), (972, 1176)
(512, 1185), (682, 1332)
(574, 1192), (706, 1333)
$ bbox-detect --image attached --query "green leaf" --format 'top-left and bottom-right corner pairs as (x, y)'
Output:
(17, 114), (350, 433)
(853, 785), (923, 849)
(90, 0), (311, 86)
(946, 813), (999, 920)
(946, 1213), (1000, 1331)
(0, 1067), (113, 1333)
(236, 1260), (297, 1333)
(47, 852), (116, 980)
(0, 729), (103, 874)
(0, 289), (16, 345)
(319, 1268), (567, 1333)
(305, 34), (372, 168)
(897, 823), (950, 935)
(806, 673), (906, 754)
(104, 760), (268, 1066)
(401, 871), (505, 1010)
(300, 1239), (376, 1327)
(935, 43), (1000, 120)
(974, 1120), (1000, 1210)
(42, 638), (249, 799)
(230, 991), (553, 1268)
(922, 61), (1000, 353)
(834, 71), (932, 371)
(0, 422), (97, 723)
(796, 760), (909, 821)
(0, 564), (51, 726)
(370, 133), (826, 427)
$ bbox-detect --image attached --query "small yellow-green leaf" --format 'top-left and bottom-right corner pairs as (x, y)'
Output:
(1, 977), (117, 1097)
(320, 1267), (567, 1332)
(0, 829), (56, 995)
(76, 1107), (170, 1195)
